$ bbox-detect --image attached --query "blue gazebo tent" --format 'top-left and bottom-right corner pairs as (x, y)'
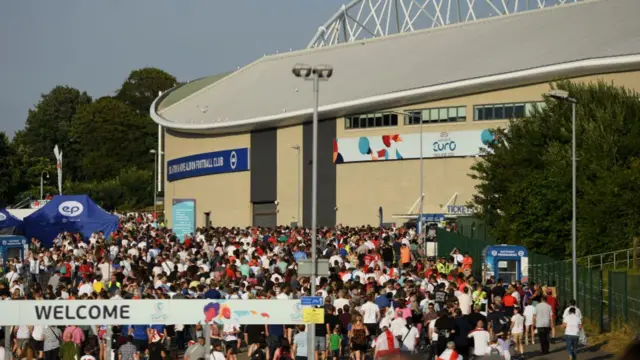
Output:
(21, 195), (118, 247)
(0, 208), (23, 235)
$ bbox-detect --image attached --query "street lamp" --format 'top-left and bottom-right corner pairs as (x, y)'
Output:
(40, 171), (50, 200)
(292, 63), (333, 360)
(547, 89), (578, 301)
(149, 150), (158, 221)
(388, 110), (425, 240)
(291, 145), (301, 226)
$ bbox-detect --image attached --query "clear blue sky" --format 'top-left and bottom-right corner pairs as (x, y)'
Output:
(0, 0), (346, 135)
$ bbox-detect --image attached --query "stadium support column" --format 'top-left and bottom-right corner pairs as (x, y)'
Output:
(4, 327), (10, 360)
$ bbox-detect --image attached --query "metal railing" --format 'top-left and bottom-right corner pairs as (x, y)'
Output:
(558, 247), (640, 271)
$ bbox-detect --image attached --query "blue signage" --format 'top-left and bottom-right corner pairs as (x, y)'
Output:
(172, 199), (196, 243)
(421, 213), (445, 222)
(167, 148), (250, 182)
(301, 296), (323, 306)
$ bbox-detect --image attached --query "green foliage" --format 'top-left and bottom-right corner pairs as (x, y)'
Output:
(13, 86), (92, 181)
(116, 67), (177, 114)
(71, 97), (155, 180)
(4, 67), (174, 210)
(471, 80), (640, 258)
(64, 167), (152, 211)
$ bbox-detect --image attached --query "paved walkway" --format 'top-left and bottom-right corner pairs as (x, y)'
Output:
(515, 336), (613, 360)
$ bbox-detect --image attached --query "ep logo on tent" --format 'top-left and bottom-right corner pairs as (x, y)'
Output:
(58, 201), (84, 217)
(0, 213), (6, 221)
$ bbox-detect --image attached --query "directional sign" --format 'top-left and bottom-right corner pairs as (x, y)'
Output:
(300, 296), (323, 306)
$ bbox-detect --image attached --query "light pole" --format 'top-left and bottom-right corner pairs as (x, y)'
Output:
(547, 89), (578, 301)
(292, 145), (302, 226)
(40, 171), (50, 200)
(292, 63), (333, 360)
(389, 110), (425, 241)
(149, 150), (158, 221)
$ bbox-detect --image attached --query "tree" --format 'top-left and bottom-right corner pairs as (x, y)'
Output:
(13, 86), (92, 181)
(470, 80), (640, 258)
(0, 132), (20, 205)
(71, 97), (156, 180)
(116, 68), (177, 114)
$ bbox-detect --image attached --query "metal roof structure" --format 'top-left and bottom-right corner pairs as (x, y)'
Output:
(152, 0), (640, 134)
(308, 0), (580, 48)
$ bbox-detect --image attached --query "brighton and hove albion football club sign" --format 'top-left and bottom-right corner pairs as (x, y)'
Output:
(167, 148), (249, 181)
(0, 300), (304, 326)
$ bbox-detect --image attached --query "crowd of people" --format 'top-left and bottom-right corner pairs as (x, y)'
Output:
(0, 214), (587, 360)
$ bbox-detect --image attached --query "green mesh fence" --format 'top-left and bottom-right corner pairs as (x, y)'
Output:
(437, 228), (605, 331)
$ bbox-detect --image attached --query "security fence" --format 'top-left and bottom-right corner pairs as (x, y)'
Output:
(608, 271), (640, 329)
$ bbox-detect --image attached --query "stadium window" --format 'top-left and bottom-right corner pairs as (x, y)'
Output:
(403, 106), (466, 126)
(474, 101), (544, 121)
(345, 111), (399, 129)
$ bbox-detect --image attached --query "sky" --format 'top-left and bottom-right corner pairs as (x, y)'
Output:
(0, 0), (347, 136)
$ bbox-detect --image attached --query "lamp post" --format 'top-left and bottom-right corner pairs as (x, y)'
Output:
(292, 63), (333, 360)
(389, 110), (424, 241)
(40, 171), (50, 200)
(292, 145), (302, 226)
(547, 89), (578, 301)
(149, 150), (158, 220)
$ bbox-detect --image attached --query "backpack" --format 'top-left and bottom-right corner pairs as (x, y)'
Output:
(485, 346), (502, 360)
(60, 265), (67, 275)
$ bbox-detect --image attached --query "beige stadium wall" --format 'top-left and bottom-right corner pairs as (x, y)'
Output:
(276, 125), (304, 225)
(164, 130), (251, 228)
(335, 70), (640, 226)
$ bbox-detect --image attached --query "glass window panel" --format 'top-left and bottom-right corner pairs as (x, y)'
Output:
(367, 115), (375, 128)
(390, 114), (398, 126)
(448, 107), (457, 118)
(525, 103), (534, 116)
(475, 106), (483, 121)
(421, 110), (430, 121)
(352, 117), (359, 128)
(376, 115), (383, 127)
(504, 105), (514, 118)
(439, 108), (448, 121)
(494, 104), (504, 119)
(514, 104), (525, 118)
(458, 106), (466, 117)
(345, 118), (351, 128)
(430, 109), (439, 121)
(484, 106), (494, 120)
(412, 112), (421, 124)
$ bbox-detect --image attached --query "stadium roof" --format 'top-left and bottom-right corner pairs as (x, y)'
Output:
(152, 0), (640, 134)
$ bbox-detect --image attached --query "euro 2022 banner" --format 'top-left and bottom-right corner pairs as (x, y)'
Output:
(0, 300), (305, 326)
(333, 128), (497, 163)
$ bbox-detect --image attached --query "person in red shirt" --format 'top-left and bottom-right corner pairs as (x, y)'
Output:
(545, 288), (558, 337)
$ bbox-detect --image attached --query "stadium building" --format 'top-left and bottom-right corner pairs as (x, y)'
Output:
(151, 0), (640, 229)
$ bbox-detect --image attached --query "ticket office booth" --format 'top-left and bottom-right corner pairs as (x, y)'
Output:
(483, 245), (529, 284)
(0, 235), (29, 271)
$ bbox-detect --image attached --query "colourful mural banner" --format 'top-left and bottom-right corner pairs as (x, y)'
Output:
(0, 300), (305, 326)
(333, 128), (496, 163)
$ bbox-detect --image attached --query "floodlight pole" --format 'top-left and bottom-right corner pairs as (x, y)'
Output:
(150, 150), (158, 220)
(40, 171), (49, 200)
(309, 70), (320, 360)
(547, 90), (578, 301)
(571, 101), (577, 301)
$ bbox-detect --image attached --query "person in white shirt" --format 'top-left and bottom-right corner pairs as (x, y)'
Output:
(333, 291), (349, 312)
(563, 299), (583, 320)
(210, 342), (226, 360)
(523, 303), (536, 345)
(534, 296), (553, 355)
(562, 307), (582, 360)
(456, 287), (472, 315)
(389, 312), (407, 337)
(510, 306), (525, 356)
(398, 318), (420, 353)
(360, 294), (380, 337)
(467, 320), (490, 357)
(223, 323), (239, 360)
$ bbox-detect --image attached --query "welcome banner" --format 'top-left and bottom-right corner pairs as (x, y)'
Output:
(0, 300), (304, 326)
